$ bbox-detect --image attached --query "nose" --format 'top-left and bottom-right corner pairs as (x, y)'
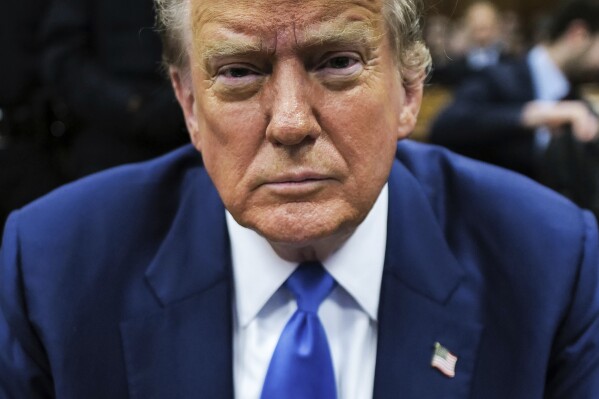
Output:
(265, 61), (320, 146)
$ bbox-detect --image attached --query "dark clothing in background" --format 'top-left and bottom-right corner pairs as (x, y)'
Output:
(430, 59), (537, 177)
(41, 0), (187, 179)
(0, 0), (63, 241)
(0, 0), (45, 106)
(429, 50), (514, 88)
(541, 132), (599, 218)
(430, 59), (599, 217)
(0, 0), (188, 240)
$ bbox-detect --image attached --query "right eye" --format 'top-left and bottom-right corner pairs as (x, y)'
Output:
(216, 65), (263, 85)
(221, 67), (256, 78)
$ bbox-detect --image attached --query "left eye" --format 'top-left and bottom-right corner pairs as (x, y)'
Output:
(316, 54), (363, 77)
(220, 67), (259, 78)
(323, 56), (356, 69)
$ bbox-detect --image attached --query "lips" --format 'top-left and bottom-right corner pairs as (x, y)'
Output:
(259, 171), (333, 194)
(267, 171), (330, 184)
(272, 174), (326, 184)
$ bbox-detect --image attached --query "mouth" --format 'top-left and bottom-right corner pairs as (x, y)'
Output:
(268, 170), (331, 183)
(260, 172), (334, 195)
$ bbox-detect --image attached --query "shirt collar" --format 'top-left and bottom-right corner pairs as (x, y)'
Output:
(467, 44), (502, 70)
(227, 184), (388, 327)
(527, 45), (570, 101)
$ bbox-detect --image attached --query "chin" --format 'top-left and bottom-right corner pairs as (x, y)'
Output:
(241, 200), (363, 246)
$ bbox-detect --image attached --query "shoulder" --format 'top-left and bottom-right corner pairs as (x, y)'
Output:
(4, 145), (206, 251)
(396, 140), (589, 257)
(395, 141), (597, 318)
(395, 141), (599, 394)
(0, 144), (217, 325)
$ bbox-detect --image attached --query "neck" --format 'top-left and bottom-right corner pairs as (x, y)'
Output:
(268, 229), (354, 263)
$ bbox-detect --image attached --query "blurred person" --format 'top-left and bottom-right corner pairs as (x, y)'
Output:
(431, 1), (513, 86)
(499, 10), (527, 59)
(430, 0), (599, 214)
(463, 1), (505, 68)
(40, 0), (188, 179)
(424, 15), (457, 72)
(1, 0), (599, 398)
(0, 0), (64, 240)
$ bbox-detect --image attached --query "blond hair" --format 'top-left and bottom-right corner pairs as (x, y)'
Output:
(154, 0), (431, 86)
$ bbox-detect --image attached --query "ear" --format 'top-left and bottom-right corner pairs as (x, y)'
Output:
(396, 74), (425, 140)
(170, 67), (202, 150)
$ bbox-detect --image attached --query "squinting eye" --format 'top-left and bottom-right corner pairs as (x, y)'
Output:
(221, 67), (257, 78)
(326, 57), (354, 69)
(214, 64), (265, 90)
(317, 54), (363, 76)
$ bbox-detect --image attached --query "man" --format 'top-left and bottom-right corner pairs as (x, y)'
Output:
(430, 0), (599, 184)
(1, 0), (598, 398)
(431, 1), (514, 87)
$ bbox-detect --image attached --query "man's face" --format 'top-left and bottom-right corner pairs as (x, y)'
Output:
(172, 0), (422, 252)
(465, 4), (500, 48)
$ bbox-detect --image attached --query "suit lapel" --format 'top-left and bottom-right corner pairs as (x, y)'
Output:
(374, 159), (483, 399)
(120, 165), (234, 399)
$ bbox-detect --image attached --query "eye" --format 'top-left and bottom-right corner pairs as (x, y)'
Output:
(316, 53), (363, 77)
(221, 66), (258, 78)
(210, 60), (268, 99)
(215, 64), (264, 86)
(324, 56), (356, 69)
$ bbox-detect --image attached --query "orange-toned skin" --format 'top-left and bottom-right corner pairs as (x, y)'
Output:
(171, 0), (423, 261)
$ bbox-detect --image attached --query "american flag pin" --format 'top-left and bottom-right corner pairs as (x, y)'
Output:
(431, 342), (458, 378)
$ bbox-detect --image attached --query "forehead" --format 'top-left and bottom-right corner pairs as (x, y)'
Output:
(466, 5), (497, 24)
(190, 0), (384, 42)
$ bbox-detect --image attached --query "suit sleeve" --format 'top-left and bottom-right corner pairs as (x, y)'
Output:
(0, 212), (54, 398)
(545, 210), (599, 398)
(429, 73), (530, 145)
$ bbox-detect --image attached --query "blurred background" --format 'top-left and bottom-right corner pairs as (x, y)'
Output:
(416, 0), (595, 139)
(2, 0), (599, 239)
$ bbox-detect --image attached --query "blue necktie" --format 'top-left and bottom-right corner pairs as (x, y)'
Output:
(260, 262), (337, 399)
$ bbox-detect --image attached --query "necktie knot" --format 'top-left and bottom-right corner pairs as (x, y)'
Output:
(286, 262), (335, 313)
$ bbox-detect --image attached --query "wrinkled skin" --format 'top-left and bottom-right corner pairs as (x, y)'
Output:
(171, 0), (423, 261)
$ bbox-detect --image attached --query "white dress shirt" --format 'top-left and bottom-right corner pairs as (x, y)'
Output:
(227, 184), (388, 399)
(527, 45), (571, 151)
(466, 44), (502, 70)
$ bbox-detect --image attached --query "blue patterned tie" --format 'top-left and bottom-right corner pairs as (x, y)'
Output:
(260, 262), (337, 399)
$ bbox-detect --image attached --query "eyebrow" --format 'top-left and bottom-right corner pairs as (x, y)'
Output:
(200, 35), (267, 65)
(299, 20), (382, 50)
(198, 19), (382, 67)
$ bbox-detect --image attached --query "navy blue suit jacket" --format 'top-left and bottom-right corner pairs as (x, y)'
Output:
(1, 141), (599, 398)
(430, 59), (538, 177)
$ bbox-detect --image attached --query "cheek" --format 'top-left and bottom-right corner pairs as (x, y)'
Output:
(196, 98), (267, 198)
(199, 92), (264, 145)
(318, 84), (401, 171)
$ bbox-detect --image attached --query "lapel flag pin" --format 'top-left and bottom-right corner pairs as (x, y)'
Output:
(431, 342), (458, 378)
